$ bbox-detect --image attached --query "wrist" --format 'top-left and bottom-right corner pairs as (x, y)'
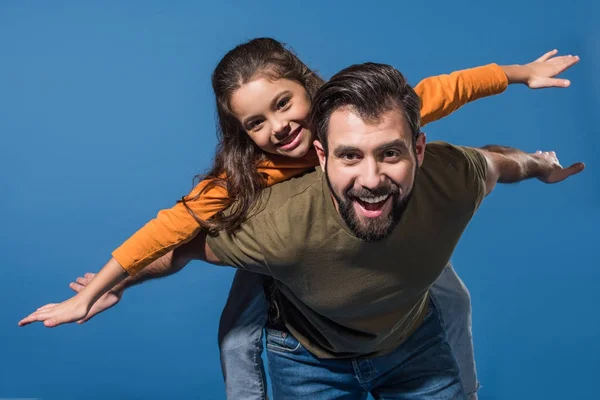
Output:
(111, 279), (129, 295)
(528, 155), (546, 180)
(501, 64), (529, 85)
(74, 291), (95, 310)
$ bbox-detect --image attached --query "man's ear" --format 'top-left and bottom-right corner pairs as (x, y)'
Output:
(415, 132), (427, 167)
(313, 140), (327, 171)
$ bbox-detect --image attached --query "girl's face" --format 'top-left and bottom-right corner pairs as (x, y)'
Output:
(229, 77), (313, 158)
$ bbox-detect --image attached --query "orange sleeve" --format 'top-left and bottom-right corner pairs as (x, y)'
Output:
(112, 151), (320, 276)
(113, 63), (508, 275)
(112, 180), (229, 276)
(415, 63), (508, 126)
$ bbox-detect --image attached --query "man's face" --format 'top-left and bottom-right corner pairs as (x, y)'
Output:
(314, 107), (426, 241)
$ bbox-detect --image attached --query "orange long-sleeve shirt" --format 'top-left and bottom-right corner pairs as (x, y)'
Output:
(113, 63), (508, 275)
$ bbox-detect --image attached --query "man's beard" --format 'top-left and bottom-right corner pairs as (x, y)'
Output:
(325, 165), (417, 242)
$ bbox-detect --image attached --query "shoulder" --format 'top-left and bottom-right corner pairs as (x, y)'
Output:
(418, 141), (487, 209)
(425, 141), (481, 163)
(423, 141), (487, 178)
(247, 168), (324, 222)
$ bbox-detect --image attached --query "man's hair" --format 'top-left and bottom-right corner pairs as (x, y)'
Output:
(309, 62), (421, 153)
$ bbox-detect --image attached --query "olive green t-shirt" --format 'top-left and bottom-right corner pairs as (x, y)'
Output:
(207, 141), (487, 359)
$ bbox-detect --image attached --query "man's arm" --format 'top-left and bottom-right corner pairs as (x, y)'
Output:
(113, 231), (224, 292)
(66, 250), (188, 323)
(72, 231), (225, 323)
(477, 145), (585, 195)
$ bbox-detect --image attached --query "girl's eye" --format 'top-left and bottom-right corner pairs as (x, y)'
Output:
(247, 119), (264, 131)
(276, 98), (290, 110)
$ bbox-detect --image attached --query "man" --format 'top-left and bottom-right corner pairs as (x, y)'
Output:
(19, 63), (584, 399)
(200, 63), (583, 398)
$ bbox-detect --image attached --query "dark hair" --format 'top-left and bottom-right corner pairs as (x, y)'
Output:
(180, 37), (325, 234)
(309, 62), (421, 154)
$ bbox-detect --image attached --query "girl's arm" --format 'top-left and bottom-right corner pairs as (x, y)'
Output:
(19, 232), (214, 327)
(416, 49), (578, 125)
(19, 257), (129, 327)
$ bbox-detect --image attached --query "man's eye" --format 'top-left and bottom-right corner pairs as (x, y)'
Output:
(277, 98), (290, 110)
(383, 150), (401, 159)
(342, 153), (359, 161)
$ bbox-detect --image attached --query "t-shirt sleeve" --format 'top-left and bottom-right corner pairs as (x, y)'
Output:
(206, 219), (271, 275)
(426, 142), (488, 212)
(454, 145), (488, 211)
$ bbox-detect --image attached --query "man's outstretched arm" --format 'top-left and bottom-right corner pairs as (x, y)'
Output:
(478, 145), (585, 195)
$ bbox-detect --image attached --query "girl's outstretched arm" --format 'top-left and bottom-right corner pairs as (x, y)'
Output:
(416, 49), (578, 125)
(19, 232), (215, 327)
(19, 258), (129, 327)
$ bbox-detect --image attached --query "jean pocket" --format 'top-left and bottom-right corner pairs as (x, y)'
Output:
(265, 328), (302, 353)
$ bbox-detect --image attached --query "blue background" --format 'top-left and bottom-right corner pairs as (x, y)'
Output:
(1, 1), (598, 399)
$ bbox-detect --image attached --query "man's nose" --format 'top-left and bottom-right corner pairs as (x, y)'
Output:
(356, 159), (383, 190)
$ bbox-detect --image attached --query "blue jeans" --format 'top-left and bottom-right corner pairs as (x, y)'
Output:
(266, 300), (464, 399)
(218, 270), (269, 400)
(218, 264), (478, 399)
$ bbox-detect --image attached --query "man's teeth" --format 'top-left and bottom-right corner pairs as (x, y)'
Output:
(358, 195), (389, 204)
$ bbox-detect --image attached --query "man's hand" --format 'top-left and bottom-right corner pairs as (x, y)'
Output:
(69, 272), (123, 323)
(533, 150), (585, 183)
(479, 145), (585, 195)
(503, 50), (580, 89)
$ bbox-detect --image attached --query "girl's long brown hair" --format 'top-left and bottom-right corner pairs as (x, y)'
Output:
(180, 38), (325, 234)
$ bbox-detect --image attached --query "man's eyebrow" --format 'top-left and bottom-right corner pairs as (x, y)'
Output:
(333, 145), (361, 156)
(374, 139), (410, 153)
(242, 90), (292, 127)
(333, 139), (410, 156)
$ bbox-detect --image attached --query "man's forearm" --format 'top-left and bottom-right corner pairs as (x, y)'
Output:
(112, 231), (212, 293)
(481, 145), (543, 183)
(112, 252), (181, 293)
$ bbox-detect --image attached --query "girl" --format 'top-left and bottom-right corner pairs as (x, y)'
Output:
(20, 38), (578, 400)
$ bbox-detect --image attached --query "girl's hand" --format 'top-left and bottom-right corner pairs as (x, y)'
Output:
(18, 295), (91, 328)
(19, 257), (130, 328)
(524, 50), (580, 89)
(502, 49), (580, 89)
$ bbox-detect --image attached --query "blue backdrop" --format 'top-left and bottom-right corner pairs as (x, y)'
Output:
(1, 1), (598, 399)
